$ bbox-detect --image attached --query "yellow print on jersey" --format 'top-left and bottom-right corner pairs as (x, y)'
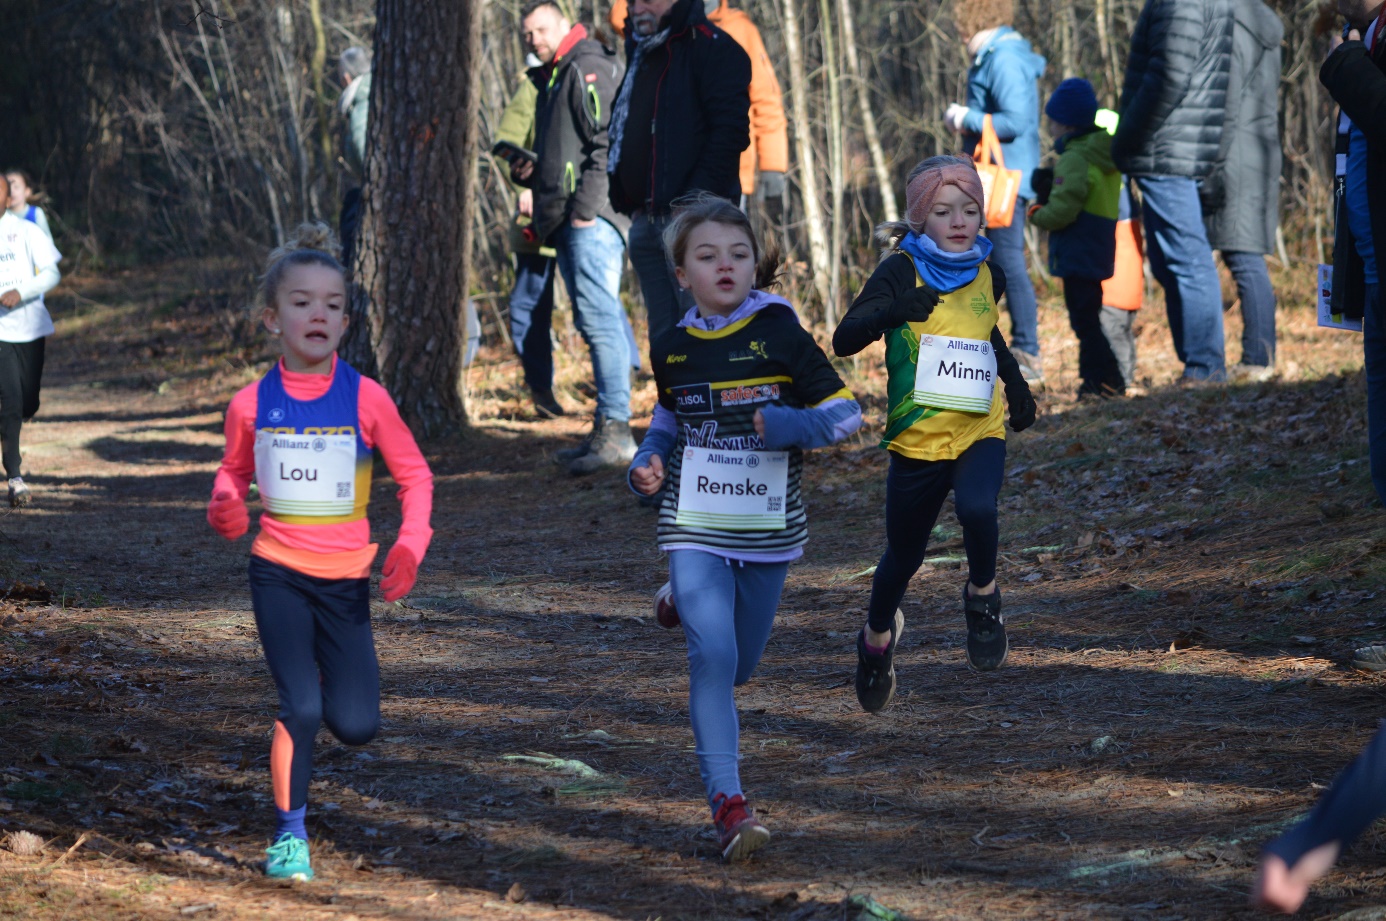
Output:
(258, 426), (359, 436)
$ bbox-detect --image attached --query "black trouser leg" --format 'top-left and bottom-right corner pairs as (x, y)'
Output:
(1065, 277), (1125, 394)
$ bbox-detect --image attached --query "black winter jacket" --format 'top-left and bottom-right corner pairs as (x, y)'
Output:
(1322, 29), (1386, 319)
(529, 30), (630, 244)
(608, 0), (751, 215)
(1112, 0), (1234, 178)
(1202, 0), (1282, 254)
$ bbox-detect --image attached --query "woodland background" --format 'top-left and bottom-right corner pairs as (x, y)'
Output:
(2, 0), (1342, 330)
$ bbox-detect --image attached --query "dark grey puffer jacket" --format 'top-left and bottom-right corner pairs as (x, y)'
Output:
(1202, 0), (1283, 254)
(1112, 0), (1234, 179)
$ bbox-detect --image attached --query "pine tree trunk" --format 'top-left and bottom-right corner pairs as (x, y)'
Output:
(348, 0), (482, 437)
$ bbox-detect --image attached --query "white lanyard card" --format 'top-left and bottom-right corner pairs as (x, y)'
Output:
(676, 446), (789, 531)
(254, 431), (359, 516)
(913, 334), (997, 413)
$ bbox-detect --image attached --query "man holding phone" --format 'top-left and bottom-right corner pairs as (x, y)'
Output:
(516, 0), (636, 475)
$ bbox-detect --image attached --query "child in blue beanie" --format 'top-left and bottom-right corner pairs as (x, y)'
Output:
(1028, 77), (1125, 398)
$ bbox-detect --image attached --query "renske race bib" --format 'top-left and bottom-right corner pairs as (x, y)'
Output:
(676, 447), (789, 531)
(913, 334), (997, 413)
(253, 430), (359, 517)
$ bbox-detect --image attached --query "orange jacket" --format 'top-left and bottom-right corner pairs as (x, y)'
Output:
(609, 0), (787, 195)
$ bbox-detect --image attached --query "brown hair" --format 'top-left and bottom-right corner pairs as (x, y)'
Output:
(953, 0), (1014, 41)
(662, 193), (782, 291)
(261, 222), (345, 308)
(4, 169), (46, 206)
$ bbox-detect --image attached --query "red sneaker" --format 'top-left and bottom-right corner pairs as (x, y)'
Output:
(712, 793), (770, 862)
(654, 582), (680, 630)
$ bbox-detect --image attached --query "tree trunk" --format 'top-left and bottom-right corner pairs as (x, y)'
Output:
(838, 0), (897, 223)
(780, 0), (831, 314)
(818, 0), (844, 325)
(349, 0), (482, 437)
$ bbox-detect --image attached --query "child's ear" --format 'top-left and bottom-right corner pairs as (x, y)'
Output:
(674, 266), (689, 289)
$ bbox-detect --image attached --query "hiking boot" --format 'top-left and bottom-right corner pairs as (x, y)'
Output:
(854, 609), (905, 713)
(554, 420), (601, 464)
(567, 417), (636, 475)
(1228, 362), (1274, 383)
(712, 793), (770, 862)
(264, 833), (313, 881)
(7, 477), (29, 508)
(532, 388), (567, 419)
(653, 581), (680, 629)
(1012, 348), (1044, 387)
(964, 584), (1007, 671)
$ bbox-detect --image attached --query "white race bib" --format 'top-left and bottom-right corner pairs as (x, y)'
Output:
(913, 334), (997, 413)
(676, 447), (788, 531)
(254, 430), (358, 517)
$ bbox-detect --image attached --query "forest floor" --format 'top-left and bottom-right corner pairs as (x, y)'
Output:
(0, 258), (1384, 920)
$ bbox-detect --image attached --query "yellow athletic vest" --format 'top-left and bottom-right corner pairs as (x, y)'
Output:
(880, 261), (1005, 460)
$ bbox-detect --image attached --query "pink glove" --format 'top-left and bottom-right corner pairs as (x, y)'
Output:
(380, 544), (419, 602)
(207, 491), (249, 540)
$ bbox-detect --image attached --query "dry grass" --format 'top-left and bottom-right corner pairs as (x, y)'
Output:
(0, 257), (1380, 919)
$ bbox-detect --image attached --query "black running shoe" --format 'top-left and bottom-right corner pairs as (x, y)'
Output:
(854, 609), (905, 713)
(964, 585), (1007, 671)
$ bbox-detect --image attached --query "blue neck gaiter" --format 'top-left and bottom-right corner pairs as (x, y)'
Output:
(897, 231), (993, 293)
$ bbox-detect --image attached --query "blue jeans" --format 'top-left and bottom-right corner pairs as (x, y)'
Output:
(509, 252), (557, 392)
(554, 218), (632, 423)
(1365, 284), (1386, 504)
(1136, 176), (1226, 380)
(1222, 251), (1276, 368)
(983, 198), (1040, 357)
(668, 549), (787, 811)
(629, 211), (693, 348)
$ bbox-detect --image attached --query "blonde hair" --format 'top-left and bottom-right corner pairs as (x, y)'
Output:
(261, 222), (345, 308)
(662, 193), (783, 291)
(953, 0), (1014, 41)
(874, 155), (980, 256)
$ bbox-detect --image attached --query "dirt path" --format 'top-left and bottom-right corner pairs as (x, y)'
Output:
(1, 264), (1385, 919)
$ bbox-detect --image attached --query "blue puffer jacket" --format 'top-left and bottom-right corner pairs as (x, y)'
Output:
(960, 27), (1047, 200)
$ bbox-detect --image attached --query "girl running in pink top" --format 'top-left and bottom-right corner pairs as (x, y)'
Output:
(207, 223), (433, 881)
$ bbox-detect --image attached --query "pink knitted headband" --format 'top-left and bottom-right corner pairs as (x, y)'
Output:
(905, 163), (986, 233)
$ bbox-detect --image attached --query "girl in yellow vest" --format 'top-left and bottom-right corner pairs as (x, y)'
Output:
(833, 156), (1036, 711)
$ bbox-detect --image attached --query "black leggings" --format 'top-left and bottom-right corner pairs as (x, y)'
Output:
(866, 438), (1006, 633)
(249, 556), (380, 812)
(0, 338), (46, 479)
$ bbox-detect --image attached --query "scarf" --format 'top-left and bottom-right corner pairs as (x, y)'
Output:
(607, 26), (672, 174)
(897, 231), (993, 293)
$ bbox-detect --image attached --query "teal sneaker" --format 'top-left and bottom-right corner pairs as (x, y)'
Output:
(264, 833), (313, 881)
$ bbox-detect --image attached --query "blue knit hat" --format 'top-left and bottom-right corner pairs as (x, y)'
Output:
(1045, 78), (1099, 129)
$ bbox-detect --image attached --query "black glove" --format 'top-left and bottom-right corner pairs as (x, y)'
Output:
(884, 284), (940, 329)
(1031, 167), (1054, 206)
(1005, 377), (1037, 432)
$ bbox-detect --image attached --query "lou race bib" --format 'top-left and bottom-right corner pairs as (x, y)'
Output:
(913, 334), (997, 413)
(253, 430), (359, 518)
(676, 447), (789, 531)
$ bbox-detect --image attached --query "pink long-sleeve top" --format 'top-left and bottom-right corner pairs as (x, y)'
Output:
(212, 356), (434, 580)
